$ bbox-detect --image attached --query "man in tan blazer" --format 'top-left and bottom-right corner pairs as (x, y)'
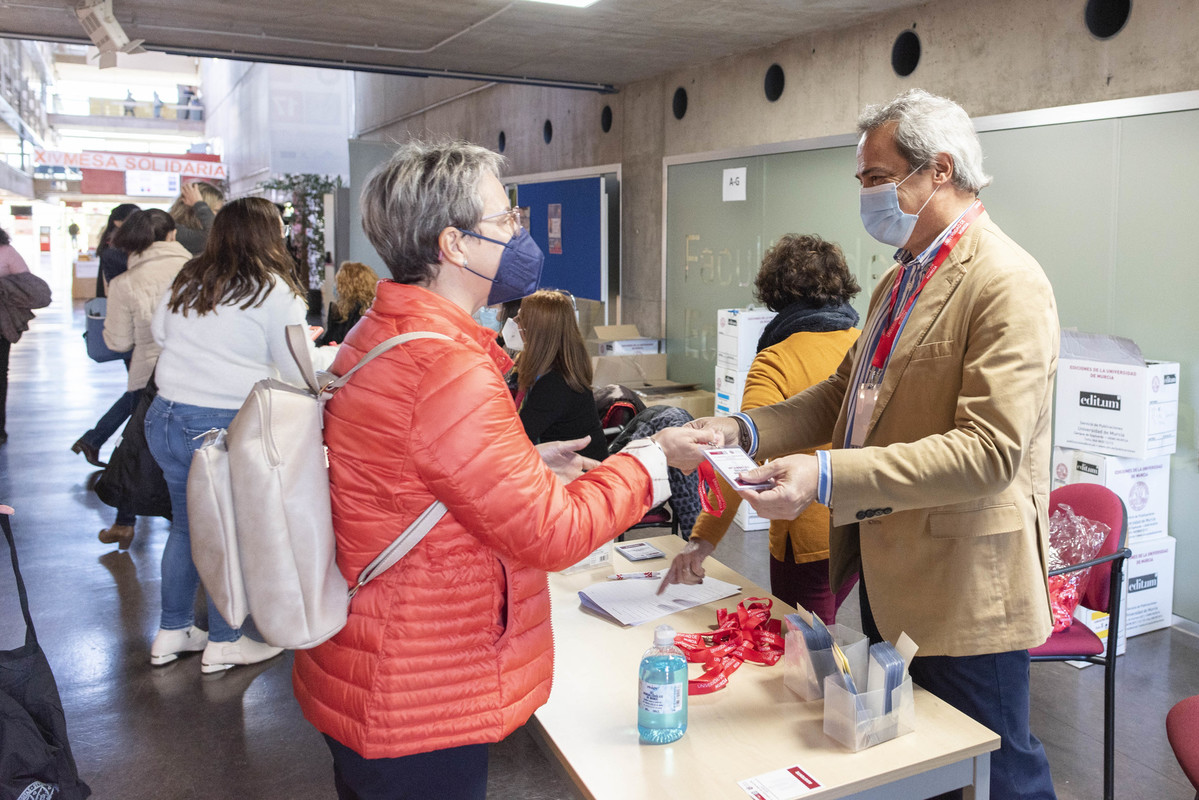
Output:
(667, 89), (1059, 799)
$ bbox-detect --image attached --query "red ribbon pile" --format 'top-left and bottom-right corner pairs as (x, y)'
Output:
(673, 598), (785, 695)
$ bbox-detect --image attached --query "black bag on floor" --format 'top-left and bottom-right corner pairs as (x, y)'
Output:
(0, 512), (92, 800)
(94, 374), (172, 520)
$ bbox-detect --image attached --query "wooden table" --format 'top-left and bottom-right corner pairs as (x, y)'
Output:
(531, 536), (999, 799)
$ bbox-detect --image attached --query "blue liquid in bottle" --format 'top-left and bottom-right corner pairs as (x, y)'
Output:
(638, 625), (688, 744)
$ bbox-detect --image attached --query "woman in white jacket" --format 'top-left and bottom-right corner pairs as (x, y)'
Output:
(98, 210), (191, 549)
(145, 197), (337, 672)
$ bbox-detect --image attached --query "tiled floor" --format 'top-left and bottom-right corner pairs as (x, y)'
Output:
(1, 254), (1196, 799)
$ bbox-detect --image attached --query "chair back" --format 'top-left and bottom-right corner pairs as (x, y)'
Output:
(1049, 483), (1128, 614)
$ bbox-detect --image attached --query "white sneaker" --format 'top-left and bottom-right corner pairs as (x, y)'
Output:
(150, 626), (208, 666)
(200, 637), (284, 674)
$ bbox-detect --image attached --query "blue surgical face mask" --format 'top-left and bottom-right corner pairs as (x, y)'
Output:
(859, 164), (939, 248)
(456, 227), (545, 306)
(473, 306), (501, 332)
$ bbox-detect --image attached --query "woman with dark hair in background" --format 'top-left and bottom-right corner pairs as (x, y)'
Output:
(169, 181), (224, 255)
(0, 227), (51, 446)
(508, 289), (609, 463)
(93, 209), (191, 549)
(145, 197), (336, 672)
(72, 202), (140, 467)
(315, 261), (379, 346)
(660, 233), (863, 625)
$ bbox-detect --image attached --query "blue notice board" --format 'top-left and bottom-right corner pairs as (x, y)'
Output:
(516, 176), (605, 301)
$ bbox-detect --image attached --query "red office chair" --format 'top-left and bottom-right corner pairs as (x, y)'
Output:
(1167, 694), (1199, 799)
(1029, 483), (1131, 800)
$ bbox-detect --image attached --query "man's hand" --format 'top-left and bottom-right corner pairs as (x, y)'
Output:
(180, 182), (202, 207)
(735, 454), (820, 520)
(537, 436), (600, 484)
(651, 423), (728, 473)
(656, 537), (716, 594)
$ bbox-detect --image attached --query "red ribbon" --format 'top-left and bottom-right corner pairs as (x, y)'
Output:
(673, 598), (785, 695)
(697, 461), (726, 516)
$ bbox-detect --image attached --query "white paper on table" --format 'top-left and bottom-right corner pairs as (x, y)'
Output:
(738, 763), (823, 799)
(577, 576), (741, 626)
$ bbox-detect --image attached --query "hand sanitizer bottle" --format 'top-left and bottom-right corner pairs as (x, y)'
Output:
(637, 624), (688, 744)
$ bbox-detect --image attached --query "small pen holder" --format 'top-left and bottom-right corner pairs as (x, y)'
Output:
(822, 673), (915, 751)
(782, 619), (868, 701)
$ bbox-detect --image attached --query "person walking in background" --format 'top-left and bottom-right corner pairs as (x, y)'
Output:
(508, 289), (609, 463)
(169, 181), (224, 256)
(72, 203), (140, 467)
(123, 90), (136, 116)
(68, 221), (80, 251)
(315, 261), (379, 346)
(145, 197), (338, 673)
(94, 209), (191, 550)
(660, 233), (861, 625)
(0, 227), (51, 446)
(152, 91), (163, 118)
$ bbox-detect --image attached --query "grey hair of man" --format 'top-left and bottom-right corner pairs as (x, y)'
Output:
(857, 88), (992, 194)
(360, 139), (506, 285)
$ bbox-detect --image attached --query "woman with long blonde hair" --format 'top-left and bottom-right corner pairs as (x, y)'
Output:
(510, 289), (608, 462)
(316, 261), (379, 346)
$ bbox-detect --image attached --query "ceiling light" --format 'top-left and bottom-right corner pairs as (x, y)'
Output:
(521, 0), (602, 7)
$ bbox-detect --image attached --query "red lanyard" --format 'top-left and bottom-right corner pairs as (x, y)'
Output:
(697, 461), (725, 516)
(674, 598), (784, 695)
(870, 201), (984, 371)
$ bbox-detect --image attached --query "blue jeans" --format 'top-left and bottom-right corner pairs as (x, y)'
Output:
(144, 395), (239, 642)
(79, 357), (134, 449)
(859, 576), (1056, 800)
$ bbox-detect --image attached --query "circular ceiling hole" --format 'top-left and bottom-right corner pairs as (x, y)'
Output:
(764, 63), (785, 102)
(543, 120), (553, 144)
(497, 131), (506, 153)
(672, 87), (688, 120)
(1085, 0), (1131, 38)
(601, 105), (613, 133)
(891, 30), (921, 77)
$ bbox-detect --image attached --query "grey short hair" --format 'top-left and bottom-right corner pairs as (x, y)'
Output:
(858, 89), (991, 194)
(360, 139), (506, 284)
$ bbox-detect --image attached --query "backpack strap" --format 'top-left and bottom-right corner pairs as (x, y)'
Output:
(350, 499), (448, 598)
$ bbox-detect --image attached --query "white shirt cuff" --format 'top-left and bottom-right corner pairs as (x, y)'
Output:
(620, 438), (672, 508)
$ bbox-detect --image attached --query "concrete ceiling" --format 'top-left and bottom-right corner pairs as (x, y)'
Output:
(2, 0), (927, 91)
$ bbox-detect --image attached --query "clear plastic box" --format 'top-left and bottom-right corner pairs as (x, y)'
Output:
(782, 619), (868, 701)
(822, 673), (915, 751)
(559, 541), (613, 574)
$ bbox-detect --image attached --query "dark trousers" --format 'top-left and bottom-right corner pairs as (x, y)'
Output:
(860, 578), (1057, 800)
(324, 735), (488, 800)
(0, 337), (9, 435)
(769, 537), (856, 626)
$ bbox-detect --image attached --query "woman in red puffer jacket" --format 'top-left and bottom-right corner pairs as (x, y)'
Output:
(292, 140), (703, 800)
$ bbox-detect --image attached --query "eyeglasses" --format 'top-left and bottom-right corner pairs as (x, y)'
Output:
(479, 207), (523, 231)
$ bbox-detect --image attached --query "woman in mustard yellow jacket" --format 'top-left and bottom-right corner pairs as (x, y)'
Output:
(662, 234), (860, 624)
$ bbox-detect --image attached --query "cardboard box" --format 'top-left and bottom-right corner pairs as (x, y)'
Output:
(1124, 536), (1175, 637)
(1051, 448), (1170, 545)
(714, 366), (750, 416)
(717, 308), (776, 371)
(591, 353), (667, 387)
(588, 324), (661, 356)
(72, 257), (99, 300)
(1068, 604), (1127, 667)
(1054, 331), (1179, 459)
(633, 384), (714, 419)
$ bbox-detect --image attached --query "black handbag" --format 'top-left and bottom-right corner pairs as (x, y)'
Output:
(93, 374), (172, 520)
(0, 513), (91, 800)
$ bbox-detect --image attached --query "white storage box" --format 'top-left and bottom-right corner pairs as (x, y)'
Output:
(1051, 448), (1171, 545)
(1054, 331), (1179, 459)
(714, 366), (749, 416)
(716, 308), (776, 371)
(733, 501), (770, 532)
(1124, 536), (1175, 637)
(589, 324), (660, 356)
